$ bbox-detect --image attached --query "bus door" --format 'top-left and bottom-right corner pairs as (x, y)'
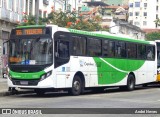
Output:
(156, 42), (160, 81)
(54, 31), (71, 88)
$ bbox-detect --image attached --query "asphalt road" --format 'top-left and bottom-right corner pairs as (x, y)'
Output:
(0, 85), (160, 116)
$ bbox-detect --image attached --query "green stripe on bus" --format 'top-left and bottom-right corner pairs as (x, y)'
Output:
(93, 57), (145, 84)
(16, 25), (45, 29)
(9, 70), (45, 80)
(68, 29), (149, 44)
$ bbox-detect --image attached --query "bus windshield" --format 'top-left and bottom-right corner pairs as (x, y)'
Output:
(9, 37), (53, 65)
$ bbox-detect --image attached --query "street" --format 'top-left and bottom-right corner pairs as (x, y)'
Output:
(0, 85), (160, 116)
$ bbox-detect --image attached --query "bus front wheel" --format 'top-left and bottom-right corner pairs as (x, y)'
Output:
(127, 74), (135, 91)
(69, 75), (82, 96)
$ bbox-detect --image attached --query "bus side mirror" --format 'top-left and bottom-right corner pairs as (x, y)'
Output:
(3, 40), (9, 55)
(3, 46), (5, 55)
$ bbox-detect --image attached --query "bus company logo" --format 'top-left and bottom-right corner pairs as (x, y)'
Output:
(79, 60), (84, 67)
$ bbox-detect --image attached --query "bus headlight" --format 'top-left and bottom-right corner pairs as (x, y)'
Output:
(40, 71), (52, 81)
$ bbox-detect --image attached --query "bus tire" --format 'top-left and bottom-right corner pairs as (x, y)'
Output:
(69, 75), (82, 96)
(127, 74), (135, 91)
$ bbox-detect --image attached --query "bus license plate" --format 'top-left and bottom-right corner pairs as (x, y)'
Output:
(20, 81), (28, 85)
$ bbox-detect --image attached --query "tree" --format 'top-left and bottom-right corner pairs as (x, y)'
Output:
(154, 18), (160, 27)
(19, 14), (48, 26)
(145, 32), (160, 41)
(19, 9), (102, 31)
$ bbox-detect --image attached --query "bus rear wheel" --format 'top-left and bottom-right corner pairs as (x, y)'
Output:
(127, 74), (135, 91)
(69, 75), (82, 96)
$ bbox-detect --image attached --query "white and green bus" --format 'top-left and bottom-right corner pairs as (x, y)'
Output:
(7, 25), (157, 95)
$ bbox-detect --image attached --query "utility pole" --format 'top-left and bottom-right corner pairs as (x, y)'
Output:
(35, 0), (39, 25)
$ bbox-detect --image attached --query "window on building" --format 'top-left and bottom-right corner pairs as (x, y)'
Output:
(43, 11), (47, 18)
(129, 3), (133, 7)
(129, 20), (133, 24)
(135, 2), (140, 7)
(0, 0), (1, 7)
(134, 22), (140, 26)
(143, 21), (147, 26)
(144, 3), (147, 7)
(29, 0), (33, 15)
(135, 12), (139, 16)
(2, 0), (7, 8)
(39, 10), (42, 17)
(156, 6), (158, 11)
(156, 14), (158, 19)
(19, 0), (23, 14)
(130, 12), (133, 16)
(8, 0), (13, 10)
(144, 12), (147, 16)
(26, 0), (28, 14)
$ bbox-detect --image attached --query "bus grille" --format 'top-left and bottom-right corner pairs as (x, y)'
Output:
(12, 79), (39, 86)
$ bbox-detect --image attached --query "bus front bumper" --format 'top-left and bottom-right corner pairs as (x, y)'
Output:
(7, 76), (55, 89)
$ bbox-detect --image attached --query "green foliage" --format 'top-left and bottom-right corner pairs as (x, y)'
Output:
(19, 15), (48, 26)
(19, 10), (103, 31)
(154, 18), (160, 27)
(145, 32), (160, 41)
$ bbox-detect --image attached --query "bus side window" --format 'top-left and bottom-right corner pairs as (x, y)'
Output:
(102, 40), (109, 57)
(72, 36), (86, 56)
(137, 44), (146, 59)
(57, 40), (69, 58)
(146, 46), (155, 60)
(108, 41), (115, 57)
(56, 40), (69, 58)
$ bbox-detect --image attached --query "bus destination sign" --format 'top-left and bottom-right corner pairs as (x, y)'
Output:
(15, 29), (43, 35)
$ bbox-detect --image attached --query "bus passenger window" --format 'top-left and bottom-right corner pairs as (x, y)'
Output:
(146, 46), (155, 60)
(102, 40), (109, 57)
(88, 38), (101, 57)
(72, 36), (86, 56)
(108, 41), (115, 57)
(58, 41), (69, 58)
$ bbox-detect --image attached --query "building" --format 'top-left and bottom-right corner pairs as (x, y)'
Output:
(128, 0), (160, 29)
(0, 0), (25, 76)
(104, 0), (129, 6)
(0, 0), (67, 77)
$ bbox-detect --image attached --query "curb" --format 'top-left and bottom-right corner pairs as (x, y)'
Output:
(0, 91), (12, 96)
(0, 90), (35, 97)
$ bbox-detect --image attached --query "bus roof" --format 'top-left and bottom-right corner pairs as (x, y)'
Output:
(16, 25), (45, 29)
(68, 28), (150, 44)
(15, 24), (150, 45)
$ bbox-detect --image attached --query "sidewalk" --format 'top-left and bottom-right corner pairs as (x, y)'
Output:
(0, 77), (8, 96)
(0, 77), (35, 96)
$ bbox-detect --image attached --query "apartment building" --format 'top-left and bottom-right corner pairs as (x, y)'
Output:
(128, 0), (160, 29)
(0, 0), (25, 76)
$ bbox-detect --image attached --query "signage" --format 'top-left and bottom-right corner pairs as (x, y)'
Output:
(15, 29), (43, 35)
